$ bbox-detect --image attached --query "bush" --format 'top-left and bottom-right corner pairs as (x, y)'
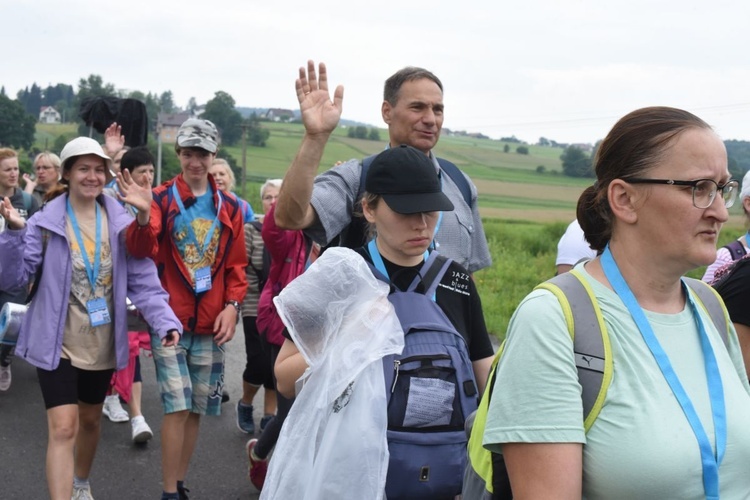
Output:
(516, 146), (529, 155)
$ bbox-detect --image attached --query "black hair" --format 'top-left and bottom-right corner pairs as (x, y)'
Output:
(384, 67), (443, 105)
(120, 146), (155, 174)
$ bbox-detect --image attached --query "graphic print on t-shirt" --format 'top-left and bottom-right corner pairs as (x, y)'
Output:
(172, 190), (220, 284)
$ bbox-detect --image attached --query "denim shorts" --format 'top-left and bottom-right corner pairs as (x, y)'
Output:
(150, 331), (225, 416)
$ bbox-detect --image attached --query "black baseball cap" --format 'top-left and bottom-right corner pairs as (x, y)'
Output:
(365, 145), (454, 214)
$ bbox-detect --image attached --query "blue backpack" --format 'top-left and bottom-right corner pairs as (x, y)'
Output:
(369, 250), (479, 499)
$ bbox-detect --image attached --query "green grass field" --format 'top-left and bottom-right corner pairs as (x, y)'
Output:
(30, 122), (746, 339)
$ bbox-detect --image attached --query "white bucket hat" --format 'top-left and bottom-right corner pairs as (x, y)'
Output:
(60, 137), (114, 183)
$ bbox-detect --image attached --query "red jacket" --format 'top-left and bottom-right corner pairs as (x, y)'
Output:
(256, 203), (314, 346)
(126, 174), (247, 334)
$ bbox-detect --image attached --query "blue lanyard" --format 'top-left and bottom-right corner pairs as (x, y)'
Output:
(601, 245), (726, 499)
(66, 198), (102, 290)
(367, 239), (428, 281)
(171, 182), (222, 255)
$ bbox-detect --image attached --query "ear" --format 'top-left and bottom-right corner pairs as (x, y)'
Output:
(362, 198), (377, 224)
(742, 196), (750, 214)
(607, 179), (640, 224)
(381, 101), (392, 125)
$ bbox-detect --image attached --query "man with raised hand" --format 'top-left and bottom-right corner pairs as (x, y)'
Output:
(118, 118), (247, 500)
(274, 60), (491, 273)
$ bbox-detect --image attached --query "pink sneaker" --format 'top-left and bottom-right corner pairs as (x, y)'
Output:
(246, 438), (268, 491)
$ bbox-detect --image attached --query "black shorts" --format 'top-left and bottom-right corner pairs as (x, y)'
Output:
(37, 358), (114, 409)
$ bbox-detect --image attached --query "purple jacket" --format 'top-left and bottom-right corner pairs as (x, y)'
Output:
(0, 194), (182, 371)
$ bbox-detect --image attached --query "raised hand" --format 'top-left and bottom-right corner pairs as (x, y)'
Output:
(116, 170), (152, 216)
(0, 197), (26, 230)
(22, 173), (37, 193)
(296, 60), (344, 137)
(104, 122), (125, 157)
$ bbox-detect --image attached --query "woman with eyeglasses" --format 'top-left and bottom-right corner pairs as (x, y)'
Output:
(23, 151), (63, 205)
(481, 107), (750, 499)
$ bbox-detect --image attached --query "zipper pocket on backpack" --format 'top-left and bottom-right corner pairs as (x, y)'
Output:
(391, 354), (453, 393)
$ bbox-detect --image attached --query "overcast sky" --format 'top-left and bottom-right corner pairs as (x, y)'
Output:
(5, 0), (749, 144)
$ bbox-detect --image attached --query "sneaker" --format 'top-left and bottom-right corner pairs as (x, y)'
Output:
(246, 438), (268, 491)
(102, 394), (129, 423)
(177, 484), (190, 500)
(131, 416), (153, 443)
(72, 484), (94, 500)
(236, 402), (255, 434)
(0, 365), (11, 392)
(221, 390), (230, 404)
(259, 415), (274, 433)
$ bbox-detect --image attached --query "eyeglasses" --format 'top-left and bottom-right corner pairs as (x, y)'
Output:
(623, 177), (739, 209)
(262, 195), (279, 202)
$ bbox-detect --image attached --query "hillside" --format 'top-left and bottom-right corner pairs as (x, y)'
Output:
(31, 121), (747, 227)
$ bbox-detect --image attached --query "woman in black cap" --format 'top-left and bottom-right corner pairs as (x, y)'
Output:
(275, 144), (493, 393)
(270, 144), (494, 498)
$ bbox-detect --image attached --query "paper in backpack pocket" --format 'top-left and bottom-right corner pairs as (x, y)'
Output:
(403, 377), (455, 427)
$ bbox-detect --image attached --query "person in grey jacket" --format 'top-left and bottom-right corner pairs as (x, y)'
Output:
(0, 137), (182, 500)
(274, 60), (491, 273)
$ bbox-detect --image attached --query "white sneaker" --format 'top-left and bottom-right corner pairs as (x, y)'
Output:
(72, 483), (94, 500)
(131, 416), (153, 443)
(102, 395), (129, 422)
(0, 365), (10, 391)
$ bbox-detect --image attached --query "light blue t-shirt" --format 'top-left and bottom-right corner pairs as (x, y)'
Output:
(483, 264), (750, 499)
(172, 190), (220, 283)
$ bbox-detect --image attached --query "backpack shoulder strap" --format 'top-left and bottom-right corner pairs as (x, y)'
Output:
(684, 277), (729, 348)
(356, 154), (379, 205)
(535, 270), (612, 431)
(408, 252), (452, 296)
(21, 190), (33, 212)
(722, 239), (747, 260)
(437, 158), (472, 208)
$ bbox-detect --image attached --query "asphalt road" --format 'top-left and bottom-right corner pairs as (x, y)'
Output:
(0, 322), (264, 499)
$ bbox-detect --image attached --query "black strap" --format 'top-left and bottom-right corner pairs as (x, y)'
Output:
(722, 239), (747, 260)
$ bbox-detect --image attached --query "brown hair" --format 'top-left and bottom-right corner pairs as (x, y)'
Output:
(577, 107), (712, 251)
(0, 148), (17, 163)
(359, 192), (382, 239)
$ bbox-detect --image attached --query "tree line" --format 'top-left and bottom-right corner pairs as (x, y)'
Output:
(2, 75), (270, 151)
(560, 141), (750, 181)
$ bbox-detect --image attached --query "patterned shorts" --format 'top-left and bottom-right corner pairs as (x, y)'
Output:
(151, 331), (225, 416)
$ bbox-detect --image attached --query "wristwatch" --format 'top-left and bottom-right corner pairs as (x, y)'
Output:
(225, 300), (241, 314)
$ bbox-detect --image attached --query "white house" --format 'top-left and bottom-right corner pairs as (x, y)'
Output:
(39, 106), (61, 124)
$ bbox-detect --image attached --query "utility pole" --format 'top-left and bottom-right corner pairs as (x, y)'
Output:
(240, 121), (248, 196)
(156, 118), (163, 185)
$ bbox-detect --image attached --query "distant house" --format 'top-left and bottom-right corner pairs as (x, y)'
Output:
(157, 112), (192, 143)
(264, 108), (295, 122)
(39, 106), (61, 124)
